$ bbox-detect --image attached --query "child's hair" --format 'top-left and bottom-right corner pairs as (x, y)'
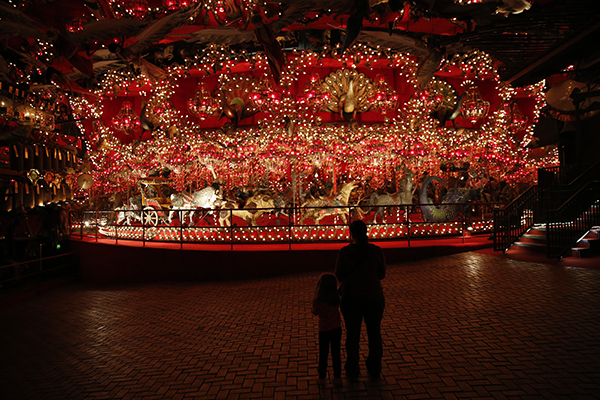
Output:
(315, 273), (340, 307)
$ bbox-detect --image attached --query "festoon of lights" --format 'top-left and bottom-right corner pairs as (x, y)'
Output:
(72, 42), (556, 198)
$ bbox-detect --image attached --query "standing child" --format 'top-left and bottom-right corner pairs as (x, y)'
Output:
(312, 273), (342, 385)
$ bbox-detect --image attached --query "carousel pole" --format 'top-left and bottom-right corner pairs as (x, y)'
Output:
(332, 163), (337, 196)
(291, 161), (297, 225)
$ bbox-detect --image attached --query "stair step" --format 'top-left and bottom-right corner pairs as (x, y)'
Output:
(586, 232), (599, 239)
(570, 247), (596, 258)
(514, 242), (547, 252)
(527, 227), (546, 236)
(520, 234), (547, 245)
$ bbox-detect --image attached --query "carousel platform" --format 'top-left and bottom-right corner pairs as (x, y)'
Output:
(69, 234), (494, 284)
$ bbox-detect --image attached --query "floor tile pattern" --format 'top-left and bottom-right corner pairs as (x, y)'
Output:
(1, 252), (599, 399)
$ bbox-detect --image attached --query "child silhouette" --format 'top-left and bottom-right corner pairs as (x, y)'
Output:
(311, 273), (342, 385)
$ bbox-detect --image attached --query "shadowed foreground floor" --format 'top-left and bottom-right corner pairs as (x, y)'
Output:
(1, 251), (599, 399)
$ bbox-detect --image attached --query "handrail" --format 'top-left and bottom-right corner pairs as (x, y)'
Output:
(0, 253), (76, 270)
(494, 161), (600, 253)
(0, 252), (78, 294)
(493, 185), (538, 252)
(546, 180), (600, 259)
(566, 161), (600, 191)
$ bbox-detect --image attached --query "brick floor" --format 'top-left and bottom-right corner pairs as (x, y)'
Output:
(1, 251), (599, 400)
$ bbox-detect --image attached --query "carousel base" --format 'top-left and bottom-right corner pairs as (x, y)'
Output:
(69, 234), (494, 285)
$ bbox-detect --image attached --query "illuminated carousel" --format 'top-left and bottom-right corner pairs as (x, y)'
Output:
(1, 0), (564, 248)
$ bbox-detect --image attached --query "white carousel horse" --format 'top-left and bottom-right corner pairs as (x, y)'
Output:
(115, 196), (142, 225)
(169, 184), (222, 226)
(301, 182), (357, 225)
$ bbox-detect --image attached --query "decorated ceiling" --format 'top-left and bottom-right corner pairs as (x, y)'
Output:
(2, 0), (599, 201)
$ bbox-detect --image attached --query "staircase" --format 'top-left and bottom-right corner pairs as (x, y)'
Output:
(570, 226), (600, 258)
(494, 162), (600, 258)
(513, 224), (600, 258)
(514, 224), (547, 253)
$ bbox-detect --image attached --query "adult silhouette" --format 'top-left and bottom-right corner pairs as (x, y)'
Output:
(335, 220), (386, 380)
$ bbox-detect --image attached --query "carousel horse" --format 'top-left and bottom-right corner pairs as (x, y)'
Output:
(239, 193), (281, 226)
(116, 196), (143, 225)
(301, 182), (357, 225)
(169, 184), (222, 226)
(216, 199), (255, 227)
(419, 176), (481, 222)
(369, 167), (415, 223)
(216, 192), (288, 227)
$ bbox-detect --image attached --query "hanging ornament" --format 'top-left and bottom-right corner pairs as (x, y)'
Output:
(66, 16), (86, 33)
(509, 103), (527, 132)
(124, 0), (149, 19)
(163, 0), (198, 10)
(112, 101), (141, 135)
(251, 76), (281, 113)
(460, 85), (490, 124)
(371, 74), (399, 115)
(188, 83), (219, 121)
(298, 74), (326, 115)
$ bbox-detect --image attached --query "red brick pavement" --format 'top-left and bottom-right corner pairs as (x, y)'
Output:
(1, 252), (599, 400)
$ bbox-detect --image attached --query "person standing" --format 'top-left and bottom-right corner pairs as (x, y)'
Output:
(311, 273), (343, 385)
(335, 220), (386, 380)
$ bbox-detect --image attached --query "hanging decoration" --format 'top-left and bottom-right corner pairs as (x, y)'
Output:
(112, 101), (141, 135)
(371, 75), (399, 115)
(298, 74), (327, 116)
(460, 85), (490, 124)
(66, 16), (86, 33)
(188, 83), (219, 121)
(252, 77), (282, 113)
(124, 0), (149, 19)
(509, 103), (528, 132)
(163, 0), (197, 10)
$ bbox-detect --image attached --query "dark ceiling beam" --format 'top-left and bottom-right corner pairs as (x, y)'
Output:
(506, 21), (600, 85)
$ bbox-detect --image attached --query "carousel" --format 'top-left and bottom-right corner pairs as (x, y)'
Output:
(3, 0), (582, 249)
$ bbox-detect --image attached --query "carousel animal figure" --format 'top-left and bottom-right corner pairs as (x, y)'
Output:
(301, 182), (357, 225)
(239, 193), (280, 226)
(419, 176), (481, 222)
(168, 183), (223, 226)
(216, 199), (254, 227)
(115, 196), (143, 225)
(369, 166), (415, 223)
(168, 191), (193, 225)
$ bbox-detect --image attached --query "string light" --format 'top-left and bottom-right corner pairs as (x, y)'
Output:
(61, 44), (557, 200)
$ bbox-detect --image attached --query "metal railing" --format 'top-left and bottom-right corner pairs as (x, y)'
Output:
(493, 185), (538, 252)
(538, 165), (579, 186)
(546, 181), (600, 259)
(70, 201), (499, 248)
(0, 252), (79, 294)
(494, 161), (600, 253)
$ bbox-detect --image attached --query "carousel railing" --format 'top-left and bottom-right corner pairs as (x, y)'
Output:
(69, 201), (498, 248)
